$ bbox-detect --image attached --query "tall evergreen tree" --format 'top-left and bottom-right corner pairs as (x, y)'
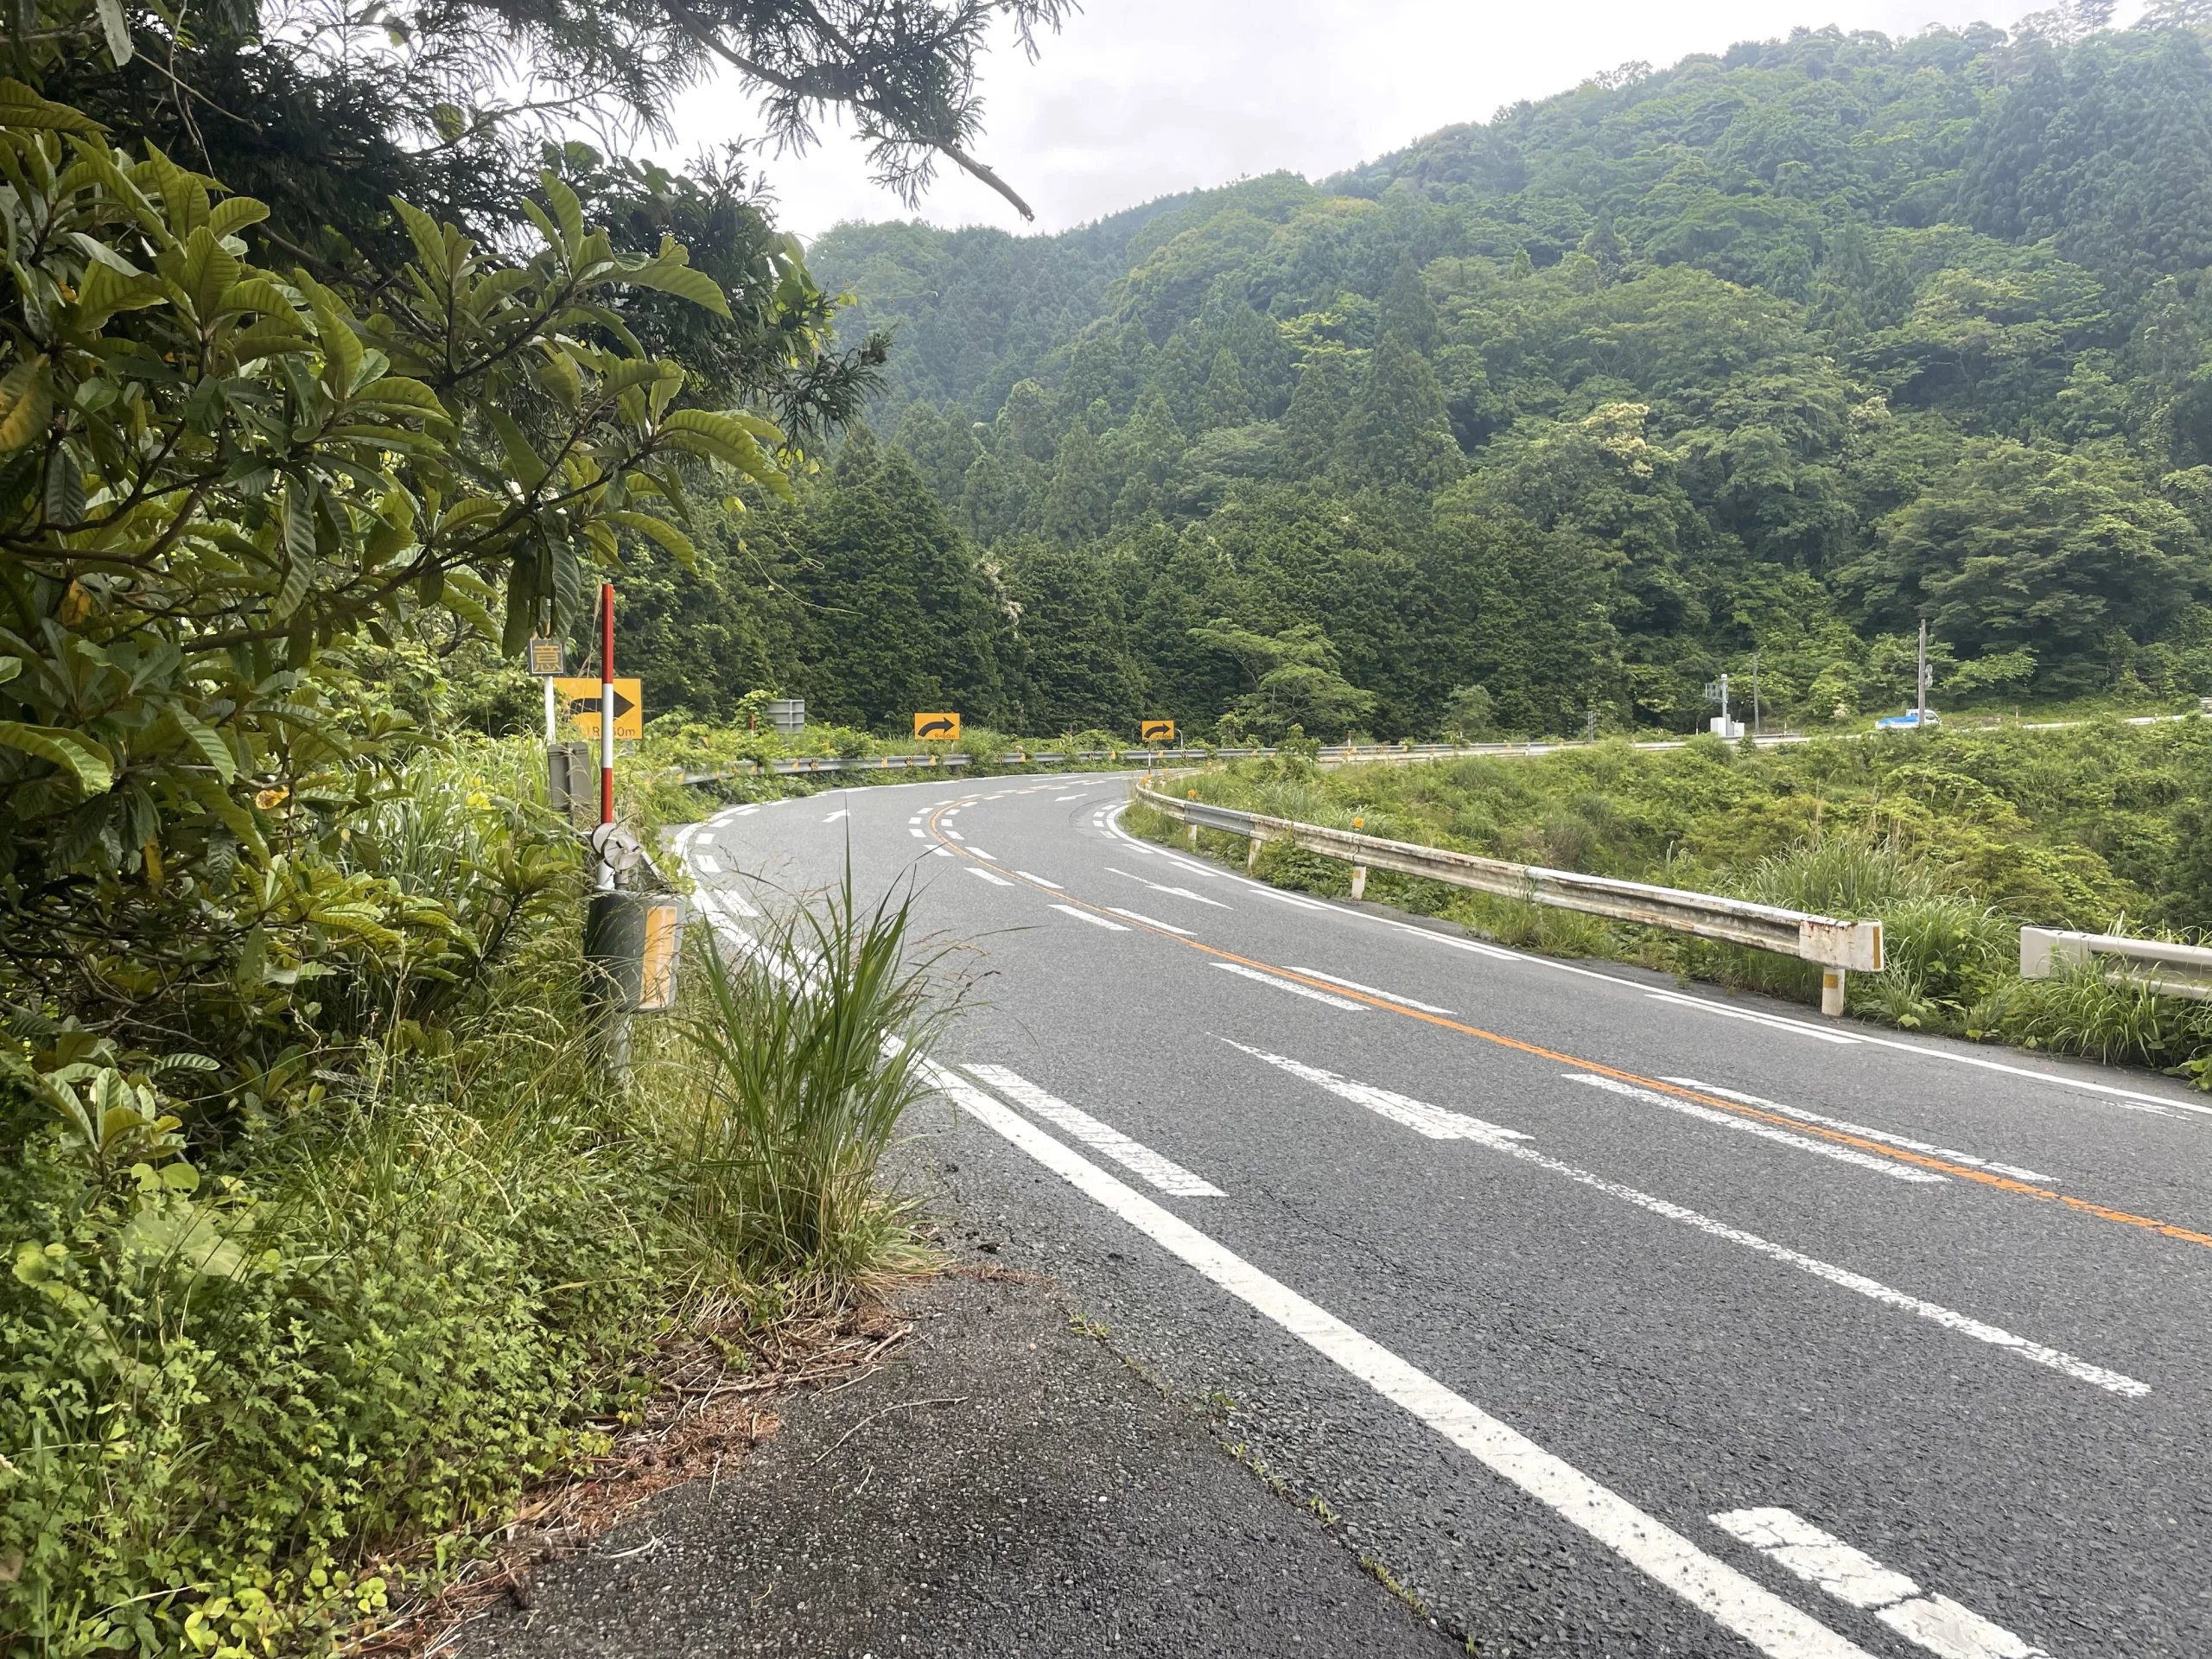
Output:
(1041, 423), (1111, 543)
(1379, 259), (1440, 352)
(1336, 333), (1464, 492)
(795, 449), (1007, 726)
(1198, 347), (1256, 430)
(1278, 354), (1357, 481)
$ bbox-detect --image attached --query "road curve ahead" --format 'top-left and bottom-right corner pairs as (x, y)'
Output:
(678, 775), (2212, 1659)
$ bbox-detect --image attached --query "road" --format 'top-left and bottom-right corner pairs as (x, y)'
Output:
(675, 772), (2212, 1659)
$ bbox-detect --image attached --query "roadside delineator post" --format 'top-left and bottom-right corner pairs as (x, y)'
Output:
(1821, 969), (1847, 1017)
(1350, 866), (1368, 900)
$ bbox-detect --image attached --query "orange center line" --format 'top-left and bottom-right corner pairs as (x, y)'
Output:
(923, 805), (2212, 1253)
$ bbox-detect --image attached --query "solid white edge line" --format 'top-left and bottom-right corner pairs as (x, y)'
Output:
(1052, 903), (1128, 931)
(1564, 1075), (1948, 1185)
(921, 1060), (1875, 1659)
(1100, 805), (2212, 1119)
(1648, 989), (1860, 1046)
(1212, 961), (1363, 1009)
(962, 1065), (1223, 1195)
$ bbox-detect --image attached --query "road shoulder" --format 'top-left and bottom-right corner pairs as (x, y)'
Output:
(463, 1261), (1455, 1658)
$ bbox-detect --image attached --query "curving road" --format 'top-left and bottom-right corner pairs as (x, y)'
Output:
(675, 772), (2212, 1659)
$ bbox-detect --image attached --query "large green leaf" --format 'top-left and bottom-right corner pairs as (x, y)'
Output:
(0, 723), (113, 795)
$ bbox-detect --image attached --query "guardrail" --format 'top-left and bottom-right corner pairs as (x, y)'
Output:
(672, 739), (1613, 788)
(2020, 928), (2212, 1001)
(1135, 784), (1882, 1014)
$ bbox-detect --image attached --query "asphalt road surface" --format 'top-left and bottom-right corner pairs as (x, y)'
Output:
(672, 772), (2212, 1659)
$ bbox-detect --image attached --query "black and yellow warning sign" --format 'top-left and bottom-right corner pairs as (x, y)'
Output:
(555, 677), (643, 740)
(913, 712), (962, 740)
(1140, 719), (1176, 743)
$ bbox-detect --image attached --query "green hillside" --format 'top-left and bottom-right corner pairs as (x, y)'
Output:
(788, 15), (2212, 739)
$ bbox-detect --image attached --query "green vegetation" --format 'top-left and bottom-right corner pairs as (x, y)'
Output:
(801, 12), (2212, 739)
(2, 1), (1041, 1649)
(1149, 721), (2212, 1082)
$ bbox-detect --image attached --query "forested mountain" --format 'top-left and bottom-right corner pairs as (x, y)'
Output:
(669, 10), (2212, 740)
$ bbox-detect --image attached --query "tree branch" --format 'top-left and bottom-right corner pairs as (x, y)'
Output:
(672, 7), (1035, 220)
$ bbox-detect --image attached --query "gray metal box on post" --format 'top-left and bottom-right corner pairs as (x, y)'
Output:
(546, 741), (596, 829)
(767, 698), (805, 736)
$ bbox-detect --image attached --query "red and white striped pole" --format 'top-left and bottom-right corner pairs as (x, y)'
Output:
(597, 582), (616, 888)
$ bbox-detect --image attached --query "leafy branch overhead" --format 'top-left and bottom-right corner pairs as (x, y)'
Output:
(0, 73), (790, 1024)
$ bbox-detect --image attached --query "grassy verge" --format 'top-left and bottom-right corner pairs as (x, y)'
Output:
(1138, 727), (2212, 1088)
(1, 746), (944, 1657)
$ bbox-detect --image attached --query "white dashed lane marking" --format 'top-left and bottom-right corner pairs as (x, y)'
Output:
(1212, 962), (1362, 1010)
(963, 1065), (1222, 1196)
(1052, 904), (1130, 931)
(1107, 908), (1194, 935)
(1104, 868), (1232, 909)
(1230, 1046), (2145, 1398)
(1712, 1510), (2051, 1659)
(1565, 1074), (1948, 1185)
(965, 867), (1014, 887)
(1665, 1078), (2056, 1185)
(1282, 967), (1455, 1016)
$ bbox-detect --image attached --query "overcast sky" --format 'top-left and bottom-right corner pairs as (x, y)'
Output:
(656, 0), (2082, 245)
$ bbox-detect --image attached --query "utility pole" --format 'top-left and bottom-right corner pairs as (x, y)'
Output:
(597, 582), (616, 890)
(1751, 648), (1761, 739)
(1916, 620), (1929, 725)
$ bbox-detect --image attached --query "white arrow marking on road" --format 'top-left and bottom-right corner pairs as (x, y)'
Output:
(1712, 1510), (2051, 1658)
(823, 809), (848, 823)
(1052, 904), (1129, 931)
(1212, 962), (1362, 1009)
(1564, 1074), (1948, 1185)
(1231, 1047), (2146, 1397)
(921, 1059), (1878, 1659)
(965, 867), (1014, 887)
(963, 1065), (1222, 1196)
(1666, 1079), (2055, 1185)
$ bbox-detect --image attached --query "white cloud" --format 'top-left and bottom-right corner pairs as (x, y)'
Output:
(654, 0), (2075, 244)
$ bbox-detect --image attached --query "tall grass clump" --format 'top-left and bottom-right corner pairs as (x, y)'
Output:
(647, 870), (942, 1286)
